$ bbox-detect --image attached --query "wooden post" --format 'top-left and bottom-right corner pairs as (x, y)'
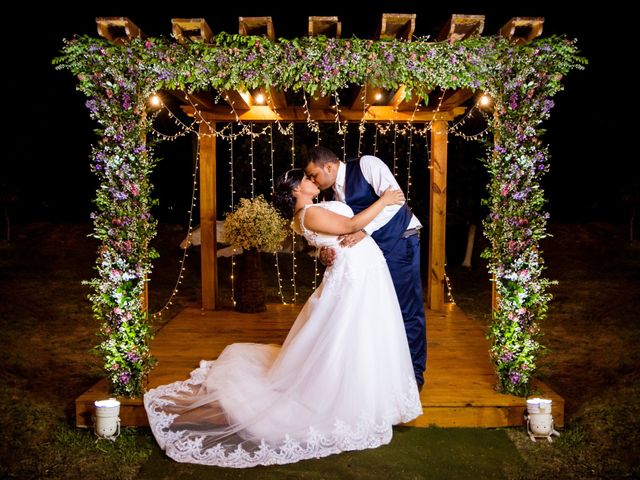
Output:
(198, 122), (218, 310)
(428, 120), (448, 311)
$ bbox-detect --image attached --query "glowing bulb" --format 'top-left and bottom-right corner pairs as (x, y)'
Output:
(149, 94), (162, 107)
(255, 93), (265, 104)
(374, 92), (383, 101)
(479, 94), (491, 107)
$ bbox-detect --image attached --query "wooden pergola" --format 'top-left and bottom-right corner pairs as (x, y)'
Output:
(97, 14), (544, 312)
(75, 14), (568, 428)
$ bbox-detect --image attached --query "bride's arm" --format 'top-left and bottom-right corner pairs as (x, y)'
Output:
(303, 188), (404, 235)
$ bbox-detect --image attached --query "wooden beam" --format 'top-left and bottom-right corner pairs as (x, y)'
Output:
(168, 90), (217, 110)
(239, 16), (275, 41)
(439, 88), (475, 110)
(378, 13), (416, 40)
(308, 16), (341, 38)
(310, 95), (331, 109)
(351, 85), (385, 111)
(229, 18), (277, 111)
(390, 85), (430, 111)
(428, 120), (448, 311)
(437, 14), (485, 42)
(267, 89), (287, 110)
(500, 17), (544, 44)
(183, 105), (466, 122)
(96, 17), (144, 44)
(198, 122), (218, 310)
(221, 90), (253, 110)
(171, 18), (213, 43)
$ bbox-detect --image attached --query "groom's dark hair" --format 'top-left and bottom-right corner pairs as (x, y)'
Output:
(305, 146), (339, 168)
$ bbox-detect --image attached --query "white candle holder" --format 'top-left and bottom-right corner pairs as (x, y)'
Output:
(94, 398), (121, 441)
(525, 397), (560, 442)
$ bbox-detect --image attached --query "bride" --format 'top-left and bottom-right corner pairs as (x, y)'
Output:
(144, 169), (422, 468)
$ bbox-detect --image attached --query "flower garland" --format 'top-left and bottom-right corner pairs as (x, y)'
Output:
(55, 33), (585, 397)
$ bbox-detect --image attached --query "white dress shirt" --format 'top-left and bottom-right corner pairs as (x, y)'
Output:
(333, 155), (422, 236)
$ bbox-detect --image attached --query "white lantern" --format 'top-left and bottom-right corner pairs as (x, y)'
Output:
(94, 398), (121, 441)
(525, 398), (560, 442)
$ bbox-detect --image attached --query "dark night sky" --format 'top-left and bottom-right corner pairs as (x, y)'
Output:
(5, 2), (633, 224)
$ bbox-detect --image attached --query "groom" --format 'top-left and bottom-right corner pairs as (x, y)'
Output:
(304, 146), (427, 391)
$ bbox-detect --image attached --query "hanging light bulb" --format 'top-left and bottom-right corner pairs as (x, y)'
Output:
(479, 94), (491, 107)
(149, 93), (162, 108)
(255, 92), (265, 105)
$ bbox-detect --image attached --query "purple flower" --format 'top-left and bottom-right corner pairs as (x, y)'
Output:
(118, 372), (131, 384)
(509, 93), (518, 110)
(509, 372), (521, 384)
(500, 351), (515, 362)
(494, 145), (507, 154)
(513, 189), (530, 201)
(85, 99), (98, 113)
(125, 351), (140, 363)
(122, 93), (131, 110)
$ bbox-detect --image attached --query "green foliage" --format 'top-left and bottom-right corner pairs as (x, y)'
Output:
(54, 31), (585, 397)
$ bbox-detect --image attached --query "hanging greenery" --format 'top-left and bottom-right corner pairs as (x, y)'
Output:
(55, 32), (585, 397)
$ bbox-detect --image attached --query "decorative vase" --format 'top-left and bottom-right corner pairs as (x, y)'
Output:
(235, 247), (266, 313)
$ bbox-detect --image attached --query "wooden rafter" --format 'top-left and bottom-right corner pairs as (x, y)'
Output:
(307, 16), (341, 109)
(238, 16), (275, 41)
(439, 88), (475, 110)
(376, 14), (417, 112)
(310, 95), (331, 109)
(183, 105), (465, 122)
(96, 17), (144, 44)
(308, 16), (341, 38)
(221, 90), (253, 111)
(377, 13), (416, 40)
(437, 14), (485, 42)
(227, 17), (282, 111)
(390, 85), (428, 112)
(351, 85), (386, 111)
(267, 89), (287, 110)
(171, 18), (213, 44)
(500, 17), (544, 44)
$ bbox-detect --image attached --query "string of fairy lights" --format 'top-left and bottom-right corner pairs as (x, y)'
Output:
(147, 88), (494, 314)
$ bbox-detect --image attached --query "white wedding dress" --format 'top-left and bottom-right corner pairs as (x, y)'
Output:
(144, 201), (422, 467)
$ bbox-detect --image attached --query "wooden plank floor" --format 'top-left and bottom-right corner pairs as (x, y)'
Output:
(76, 303), (563, 428)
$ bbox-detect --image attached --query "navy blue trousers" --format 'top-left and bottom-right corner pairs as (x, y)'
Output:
(384, 234), (427, 387)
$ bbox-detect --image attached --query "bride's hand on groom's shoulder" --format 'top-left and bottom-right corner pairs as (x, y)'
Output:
(381, 187), (405, 206)
(319, 246), (337, 266)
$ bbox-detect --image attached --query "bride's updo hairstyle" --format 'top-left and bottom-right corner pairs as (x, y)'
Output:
(273, 168), (305, 219)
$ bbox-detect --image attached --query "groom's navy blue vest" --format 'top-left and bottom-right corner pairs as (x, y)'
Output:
(344, 158), (413, 257)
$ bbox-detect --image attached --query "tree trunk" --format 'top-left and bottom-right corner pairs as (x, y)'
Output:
(235, 247), (266, 313)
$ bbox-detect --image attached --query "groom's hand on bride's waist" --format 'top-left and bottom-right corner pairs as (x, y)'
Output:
(338, 230), (367, 249)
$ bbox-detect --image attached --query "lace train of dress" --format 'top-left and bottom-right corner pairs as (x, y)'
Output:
(144, 201), (422, 467)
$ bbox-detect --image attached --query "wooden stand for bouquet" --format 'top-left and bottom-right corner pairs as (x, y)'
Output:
(234, 248), (267, 313)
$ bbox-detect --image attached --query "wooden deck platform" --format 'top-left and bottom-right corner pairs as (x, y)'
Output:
(76, 303), (563, 429)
